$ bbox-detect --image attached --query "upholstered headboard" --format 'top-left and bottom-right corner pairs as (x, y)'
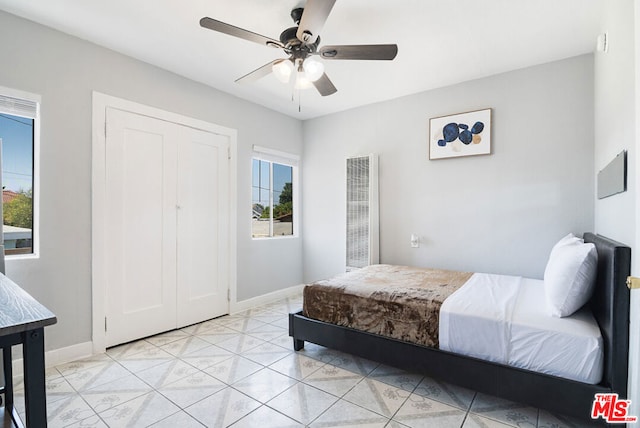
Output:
(584, 233), (631, 395)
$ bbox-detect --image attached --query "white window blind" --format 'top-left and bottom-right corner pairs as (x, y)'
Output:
(0, 94), (38, 119)
(253, 145), (299, 167)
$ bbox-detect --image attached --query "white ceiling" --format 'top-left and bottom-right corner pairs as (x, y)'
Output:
(0, 0), (605, 120)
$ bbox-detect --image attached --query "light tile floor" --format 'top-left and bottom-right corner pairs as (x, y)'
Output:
(11, 295), (600, 427)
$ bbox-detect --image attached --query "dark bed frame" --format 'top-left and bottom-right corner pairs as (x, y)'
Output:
(289, 233), (631, 425)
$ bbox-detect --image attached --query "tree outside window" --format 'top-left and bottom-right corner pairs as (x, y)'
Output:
(252, 158), (295, 238)
(0, 111), (34, 255)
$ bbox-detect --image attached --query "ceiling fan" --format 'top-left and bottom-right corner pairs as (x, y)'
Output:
(199, 0), (398, 97)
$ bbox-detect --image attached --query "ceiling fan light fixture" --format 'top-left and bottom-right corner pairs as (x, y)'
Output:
(272, 59), (293, 83)
(302, 57), (324, 82)
(294, 71), (313, 89)
(200, 2), (398, 99)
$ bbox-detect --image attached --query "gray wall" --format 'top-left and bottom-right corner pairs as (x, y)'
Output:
(302, 55), (595, 283)
(0, 9), (602, 357)
(594, 0), (635, 247)
(592, 0), (638, 411)
(0, 10), (304, 351)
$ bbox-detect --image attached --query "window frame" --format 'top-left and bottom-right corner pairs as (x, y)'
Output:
(0, 86), (40, 260)
(251, 145), (299, 239)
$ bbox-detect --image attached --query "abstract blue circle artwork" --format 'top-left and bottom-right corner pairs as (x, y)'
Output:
(430, 108), (492, 159)
(436, 121), (483, 147)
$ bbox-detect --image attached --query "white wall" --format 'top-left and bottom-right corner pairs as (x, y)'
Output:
(594, 1), (636, 245)
(594, 0), (638, 415)
(0, 10), (630, 400)
(0, 10), (304, 351)
(302, 55), (595, 283)
(635, 0), (640, 416)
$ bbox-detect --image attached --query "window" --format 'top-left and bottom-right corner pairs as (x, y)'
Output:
(252, 146), (298, 238)
(0, 88), (39, 257)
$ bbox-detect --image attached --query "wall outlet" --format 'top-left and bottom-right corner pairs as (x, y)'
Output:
(410, 234), (420, 248)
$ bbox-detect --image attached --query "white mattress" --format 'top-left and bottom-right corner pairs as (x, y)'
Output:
(439, 273), (603, 384)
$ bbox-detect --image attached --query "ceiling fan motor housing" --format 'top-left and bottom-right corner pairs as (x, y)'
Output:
(280, 26), (320, 58)
(290, 8), (304, 25)
(199, 0), (397, 98)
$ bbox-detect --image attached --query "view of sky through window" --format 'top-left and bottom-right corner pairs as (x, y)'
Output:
(251, 158), (294, 238)
(0, 112), (35, 254)
(0, 113), (33, 192)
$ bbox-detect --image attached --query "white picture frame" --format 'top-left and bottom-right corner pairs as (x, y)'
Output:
(429, 108), (492, 160)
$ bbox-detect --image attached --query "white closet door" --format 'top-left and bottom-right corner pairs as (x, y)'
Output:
(176, 127), (230, 327)
(105, 108), (178, 347)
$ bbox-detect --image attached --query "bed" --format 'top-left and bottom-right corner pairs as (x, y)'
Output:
(289, 233), (631, 424)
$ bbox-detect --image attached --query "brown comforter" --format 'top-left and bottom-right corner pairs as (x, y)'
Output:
(303, 264), (473, 348)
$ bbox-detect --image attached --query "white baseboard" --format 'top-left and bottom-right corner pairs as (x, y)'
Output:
(11, 341), (93, 376)
(231, 284), (304, 314)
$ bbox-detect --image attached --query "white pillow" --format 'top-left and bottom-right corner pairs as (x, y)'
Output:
(543, 233), (598, 317)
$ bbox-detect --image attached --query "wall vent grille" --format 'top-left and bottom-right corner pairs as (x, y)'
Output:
(346, 154), (379, 270)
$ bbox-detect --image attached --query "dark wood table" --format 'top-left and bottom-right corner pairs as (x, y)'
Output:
(0, 274), (56, 427)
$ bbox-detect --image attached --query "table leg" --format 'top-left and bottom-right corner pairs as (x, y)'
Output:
(3, 346), (13, 410)
(22, 328), (46, 427)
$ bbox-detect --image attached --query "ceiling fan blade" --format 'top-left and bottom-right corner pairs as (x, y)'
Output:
(235, 60), (281, 84)
(200, 17), (283, 48)
(320, 44), (398, 60)
(312, 73), (337, 96)
(296, 0), (336, 45)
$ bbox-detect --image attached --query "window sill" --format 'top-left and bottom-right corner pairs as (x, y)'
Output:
(251, 235), (299, 241)
(6, 253), (39, 262)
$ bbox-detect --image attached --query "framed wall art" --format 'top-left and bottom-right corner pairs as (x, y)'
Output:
(429, 108), (492, 160)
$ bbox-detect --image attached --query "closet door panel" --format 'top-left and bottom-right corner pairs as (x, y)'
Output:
(105, 108), (178, 347)
(176, 128), (229, 327)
